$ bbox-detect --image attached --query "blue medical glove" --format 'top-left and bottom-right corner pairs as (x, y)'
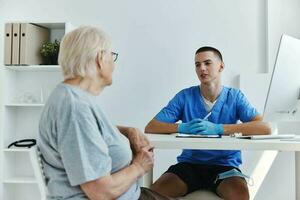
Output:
(177, 119), (203, 134)
(195, 120), (224, 135)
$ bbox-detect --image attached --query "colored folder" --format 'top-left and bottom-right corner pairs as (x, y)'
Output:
(11, 23), (20, 65)
(4, 23), (13, 65)
(19, 23), (50, 65)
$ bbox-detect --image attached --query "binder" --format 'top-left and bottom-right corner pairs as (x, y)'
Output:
(12, 23), (20, 65)
(4, 23), (13, 65)
(20, 23), (50, 65)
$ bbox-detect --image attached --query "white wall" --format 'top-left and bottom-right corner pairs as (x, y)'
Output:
(267, 0), (300, 72)
(239, 73), (295, 200)
(0, 1), (267, 130)
(1, 0), (298, 199)
(259, 1), (300, 199)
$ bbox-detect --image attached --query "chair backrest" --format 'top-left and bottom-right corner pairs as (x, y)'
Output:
(29, 146), (47, 200)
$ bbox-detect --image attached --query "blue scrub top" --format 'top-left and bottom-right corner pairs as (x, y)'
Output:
(155, 86), (258, 167)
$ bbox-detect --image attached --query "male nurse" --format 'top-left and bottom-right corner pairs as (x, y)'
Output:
(145, 46), (271, 200)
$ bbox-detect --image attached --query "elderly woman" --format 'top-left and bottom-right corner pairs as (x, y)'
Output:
(38, 26), (174, 200)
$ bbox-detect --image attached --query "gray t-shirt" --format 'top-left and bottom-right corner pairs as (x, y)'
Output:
(38, 83), (140, 200)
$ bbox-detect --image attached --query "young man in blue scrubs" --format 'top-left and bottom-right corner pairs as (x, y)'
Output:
(145, 46), (271, 200)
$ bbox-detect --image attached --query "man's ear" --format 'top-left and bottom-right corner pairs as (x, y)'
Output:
(219, 61), (225, 72)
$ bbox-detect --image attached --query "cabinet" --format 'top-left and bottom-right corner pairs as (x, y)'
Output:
(0, 22), (73, 200)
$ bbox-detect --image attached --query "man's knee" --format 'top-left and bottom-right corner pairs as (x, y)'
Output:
(230, 186), (249, 200)
(150, 173), (188, 198)
(217, 177), (249, 200)
(150, 182), (160, 192)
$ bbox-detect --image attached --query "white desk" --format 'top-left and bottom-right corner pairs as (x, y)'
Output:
(145, 134), (300, 199)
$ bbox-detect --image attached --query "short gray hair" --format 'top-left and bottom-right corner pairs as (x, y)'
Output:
(58, 26), (111, 79)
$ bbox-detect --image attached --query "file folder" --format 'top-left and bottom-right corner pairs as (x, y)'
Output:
(4, 23), (13, 65)
(20, 23), (50, 65)
(12, 23), (20, 65)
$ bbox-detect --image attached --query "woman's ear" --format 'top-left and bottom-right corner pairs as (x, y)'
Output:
(96, 52), (102, 70)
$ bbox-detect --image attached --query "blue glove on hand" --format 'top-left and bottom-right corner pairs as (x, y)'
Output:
(177, 119), (224, 135)
(177, 118), (203, 134)
(196, 120), (224, 135)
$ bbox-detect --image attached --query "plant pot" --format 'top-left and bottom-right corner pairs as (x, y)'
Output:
(43, 55), (58, 65)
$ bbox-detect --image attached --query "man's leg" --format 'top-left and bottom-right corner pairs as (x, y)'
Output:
(139, 187), (178, 200)
(150, 173), (188, 198)
(216, 177), (249, 200)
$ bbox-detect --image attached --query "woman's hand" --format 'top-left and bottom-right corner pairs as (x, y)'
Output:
(132, 145), (154, 175)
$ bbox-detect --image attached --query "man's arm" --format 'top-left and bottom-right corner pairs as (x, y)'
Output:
(145, 119), (178, 134)
(223, 115), (272, 135)
(230, 90), (272, 135)
(145, 116), (272, 136)
(145, 90), (184, 134)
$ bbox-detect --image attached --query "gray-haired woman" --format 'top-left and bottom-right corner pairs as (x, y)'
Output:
(38, 26), (175, 200)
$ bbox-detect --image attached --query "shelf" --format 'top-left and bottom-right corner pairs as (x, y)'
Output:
(5, 103), (44, 107)
(37, 22), (66, 29)
(4, 148), (31, 152)
(4, 65), (61, 71)
(1, 21), (70, 200)
(3, 177), (37, 184)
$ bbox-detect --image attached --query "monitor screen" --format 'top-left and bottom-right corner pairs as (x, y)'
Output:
(263, 35), (300, 122)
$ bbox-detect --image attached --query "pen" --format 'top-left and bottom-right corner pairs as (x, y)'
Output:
(203, 112), (212, 120)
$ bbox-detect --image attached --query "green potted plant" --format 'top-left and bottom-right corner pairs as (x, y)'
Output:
(40, 39), (60, 65)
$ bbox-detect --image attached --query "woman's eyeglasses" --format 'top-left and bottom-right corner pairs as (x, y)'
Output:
(111, 52), (118, 62)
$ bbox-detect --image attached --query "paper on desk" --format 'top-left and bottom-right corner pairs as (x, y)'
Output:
(176, 133), (221, 138)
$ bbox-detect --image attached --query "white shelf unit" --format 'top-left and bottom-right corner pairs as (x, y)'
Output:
(3, 177), (37, 184)
(3, 151), (36, 183)
(3, 148), (31, 152)
(5, 103), (45, 107)
(0, 22), (72, 200)
(5, 65), (61, 72)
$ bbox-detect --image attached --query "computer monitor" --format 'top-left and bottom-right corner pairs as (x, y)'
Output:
(263, 34), (300, 123)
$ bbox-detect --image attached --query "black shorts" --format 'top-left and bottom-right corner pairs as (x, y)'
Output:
(165, 162), (242, 195)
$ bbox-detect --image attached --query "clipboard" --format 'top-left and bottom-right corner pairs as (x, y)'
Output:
(176, 133), (221, 138)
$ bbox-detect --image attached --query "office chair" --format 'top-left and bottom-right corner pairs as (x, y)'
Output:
(29, 146), (47, 200)
(180, 190), (223, 200)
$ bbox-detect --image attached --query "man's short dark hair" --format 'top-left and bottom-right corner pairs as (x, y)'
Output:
(195, 46), (223, 61)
